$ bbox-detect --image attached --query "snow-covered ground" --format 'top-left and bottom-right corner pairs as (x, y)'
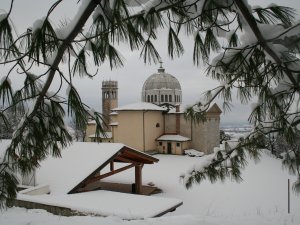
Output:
(1, 150), (299, 225)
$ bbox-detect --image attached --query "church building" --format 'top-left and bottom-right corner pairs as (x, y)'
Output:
(85, 65), (221, 155)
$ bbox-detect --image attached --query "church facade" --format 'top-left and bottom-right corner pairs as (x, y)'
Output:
(85, 65), (221, 155)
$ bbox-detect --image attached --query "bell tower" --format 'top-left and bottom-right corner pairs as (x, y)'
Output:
(102, 80), (118, 131)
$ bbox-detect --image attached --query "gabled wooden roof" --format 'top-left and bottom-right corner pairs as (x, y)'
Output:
(68, 145), (158, 194)
(35, 142), (158, 195)
(115, 146), (159, 164)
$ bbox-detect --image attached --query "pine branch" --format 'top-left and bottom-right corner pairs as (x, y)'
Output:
(234, 0), (298, 87)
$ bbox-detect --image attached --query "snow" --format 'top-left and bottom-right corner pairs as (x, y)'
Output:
(87, 120), (96, 124)
(0, 208), (200, 225)
(92, 4), (107, 24)
(157, 135), (190, 142)
(56, 0), (93, 39)
(17, 190), (182, 220)
(1, 143), (300, 225)
(35, 142), (125, 194)
(166, 107), (184, 114)
(32, 17), (46, 33)
(113, 102), (166, 111)
(102, 152), (300, 224)
(0, 13), (8, 23)
(88, 132), (112, 139)
(0, 139), (10, 160)
(184, 149), (204, 157)
(0, 76), (11, 86)
(110, 111), (118, 115)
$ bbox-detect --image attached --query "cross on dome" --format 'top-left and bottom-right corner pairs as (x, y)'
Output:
(159, 60), (163, 68)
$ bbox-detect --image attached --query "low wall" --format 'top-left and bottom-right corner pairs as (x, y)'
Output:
(11, 199), (84, 217)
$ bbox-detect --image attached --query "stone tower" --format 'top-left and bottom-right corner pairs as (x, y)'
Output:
(102, 80), (118, 131)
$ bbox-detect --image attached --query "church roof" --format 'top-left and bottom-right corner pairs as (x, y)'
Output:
(142, 67), (181, 91)
(207, 103), (222, 114)
(113, 102), (166, 111)
(157, 134), (190, 142)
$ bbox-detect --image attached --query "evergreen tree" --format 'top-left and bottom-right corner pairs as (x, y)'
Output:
(0, 106), (23, 139)
(0, 0), (299, 206)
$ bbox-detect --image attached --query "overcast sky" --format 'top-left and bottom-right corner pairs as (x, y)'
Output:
(1, 0), (299, 124)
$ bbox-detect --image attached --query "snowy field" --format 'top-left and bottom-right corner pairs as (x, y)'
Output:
(1, 150), (299, 225)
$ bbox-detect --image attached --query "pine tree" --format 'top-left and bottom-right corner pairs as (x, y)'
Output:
(0, 0), (299, 206)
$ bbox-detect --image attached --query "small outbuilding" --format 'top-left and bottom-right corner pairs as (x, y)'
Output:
(36, 142), (159, 195)
(156, 134), (191, 155)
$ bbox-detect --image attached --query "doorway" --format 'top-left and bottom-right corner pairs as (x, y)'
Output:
(167, 142), (172, 154)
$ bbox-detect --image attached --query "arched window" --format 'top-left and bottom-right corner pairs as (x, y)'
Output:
(151, 95), (153, 102)
(155, 95), (157, 102)
(165, 94), (168, 102)
(178, 96), (180, 102)
(169, 95), (172, 102)
(147, 95), (150, 102)
(161, 95), (164, 102)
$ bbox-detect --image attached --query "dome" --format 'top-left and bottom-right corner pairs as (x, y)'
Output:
(142, 68), (182, 91)
(142, 66), (182, 106)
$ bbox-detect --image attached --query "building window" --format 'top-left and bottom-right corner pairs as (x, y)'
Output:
(151, 95), (153, 102)
(176, 142), (180, 147)
(169, 95), (172, 102)
(147, 95), (150, 102)
(156, 123), (160, 127)
(165, 94), (168, 102)
(159, 142), (162, 146)
(155, 95), (157, 102)
(161, 95), (164, 102)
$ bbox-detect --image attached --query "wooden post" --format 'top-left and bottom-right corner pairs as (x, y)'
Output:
(110, 161), (114, 171)
(135, 164), (142, 194)
(288, 179), (290, 214)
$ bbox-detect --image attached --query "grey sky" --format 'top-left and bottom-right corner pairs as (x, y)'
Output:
(1, 0), (299, 124)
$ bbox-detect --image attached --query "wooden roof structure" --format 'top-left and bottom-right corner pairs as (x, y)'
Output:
(68, 145), (159, 195)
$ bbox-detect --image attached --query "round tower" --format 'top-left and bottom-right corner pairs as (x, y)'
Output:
(102, 80), (118, 131)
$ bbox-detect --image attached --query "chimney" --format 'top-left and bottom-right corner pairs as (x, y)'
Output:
(176, 105), (180, 134)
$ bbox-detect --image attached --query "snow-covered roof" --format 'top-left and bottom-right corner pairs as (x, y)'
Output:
(166, 107), (184, 114)
(36, 142), (126, 194)
(88, 132), (112, 139)
(113, 102), (166, 111)
(87, 120), (96, 125)
(157, 134), (190, 142)
(109, 111), (118, 115)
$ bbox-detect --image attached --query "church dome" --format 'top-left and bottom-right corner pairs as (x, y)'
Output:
(142, 65), (182, 106)
(143, 68), (181, 91)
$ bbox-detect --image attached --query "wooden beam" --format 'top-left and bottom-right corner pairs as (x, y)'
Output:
(85, 164), (135, 185)
(110, 161), (114, 171)
(121, 147), (159, 163)
(135, 164), (143, 194)
(114, 156), (138, 164)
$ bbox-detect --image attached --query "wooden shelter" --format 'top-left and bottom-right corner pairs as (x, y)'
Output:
(68, 145), (159, 195)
